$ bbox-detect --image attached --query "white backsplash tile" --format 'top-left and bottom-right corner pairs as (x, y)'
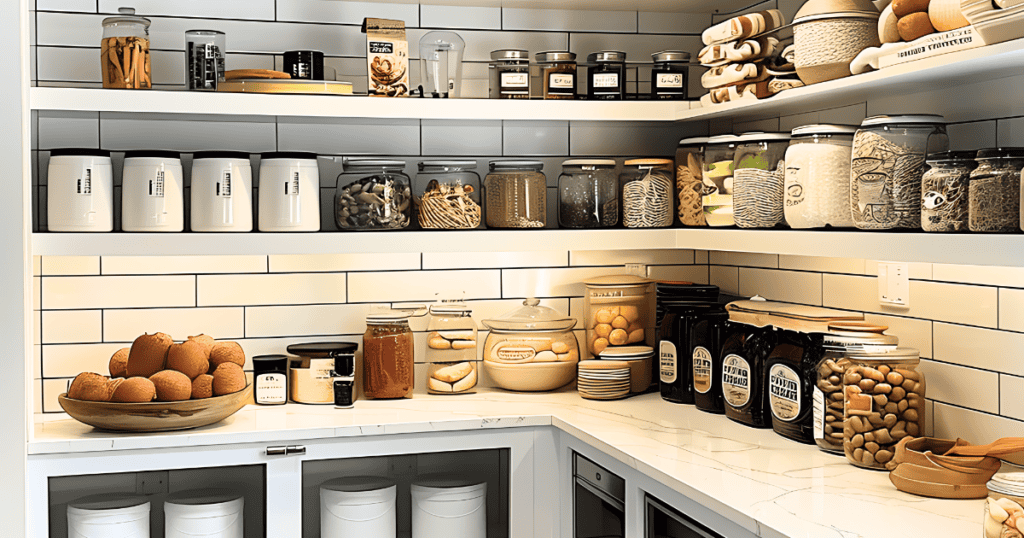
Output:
(103, 307), (245, 343)
(933, 403), (1024, 466)
(101, 115), (277, 153)
(946, 121), (997, 151)
(998, 117), (1024, 147)
(709, 251), (779, 268)
(34, 312), (42, 346)
(817, 103), (867, 126)
(421, 5), (501, 29)
(647, 265), (709, 284)
(933, 322), (1024, 376)
(503, 8), (637, 33)
(778, 255), (865, 275)
(1001, 375), (1024, 421)
(569, 121), (699, 156)
(932, 264), (1024, 288)
(98, 0), (275, 20)
(41, 256), (100, 276)
(41, 310), (102, 344)
(823, 274), (998, 328)
(42, 342), (127, 378)
(570, 249), (694, 267)
(999, 288), (1024, 332)
(501, 266), (624, 298)
(709, 266), (739, 295)
(34, 277), (41, 310)
(197, 273), (347, 307)
(42, 275), (196, 310)
(270, 253), (420, 273)
(862, 314), (933, 358)
(638, 11), (710, 34)
(102, 255), (268, 275)
(919, 359), (999, 413)
(738, 268), (822, 306)
(38, 111), (97, 149)
(42, 378), (72, 413)
(33, 256), (41, 276)
(694, 250), (708, 264)
(349, 270), (502, 302)
(422, 251), (566, 270)
(277, 118), (420, 156)
(276, 0), (418, 25)
(864, 260), (932, 280)
(245, 303), (377, 338)
(37, 0), (96, 12)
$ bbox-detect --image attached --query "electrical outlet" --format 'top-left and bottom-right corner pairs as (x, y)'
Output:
(878, 262), (910, 307)
(135, 471), (168, 495)
(625, 263), (647, 277)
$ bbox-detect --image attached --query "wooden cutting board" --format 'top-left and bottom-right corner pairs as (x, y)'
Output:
(726, 299), (863, 333)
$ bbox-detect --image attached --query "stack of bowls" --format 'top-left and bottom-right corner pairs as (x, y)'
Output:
(577, 360), (631, 400)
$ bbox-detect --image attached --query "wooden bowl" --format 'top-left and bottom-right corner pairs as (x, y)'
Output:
(58, 384), (252, 432)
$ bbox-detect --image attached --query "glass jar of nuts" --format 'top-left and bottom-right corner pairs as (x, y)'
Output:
(101, 7), (151, 89)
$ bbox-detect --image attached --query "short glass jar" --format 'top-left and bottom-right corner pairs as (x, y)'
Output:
(784, 124), (858, 229)
(969, 148), (1024, 233)
(584, 275), (656, 355)
(620, 159), (675, 228)
(651, 50), (690, 100)
(702, 134), (740, 227)
(920, 150), (976, 232)
(732, 132), (792, 229)
(336, 159), (412, 231)
(426, 301), (478, 395)
(489, 49), (530, 99)
(253, 354), (288, 405)
(415, 161), (482, 230)
(985, 471), (1024, 538)
(842, 347), (925, 470)
(537, 51), (576, 100)
(484, 160), (547, 229)
(676, 137), (709, 227)
(185, 30), (226, 91)
(587, 51), (626, 100)
(363, 310), (418, 399)
(101, 8), (151, 89)
(851, 115), (949, 230)
(557, 159), (618, 228)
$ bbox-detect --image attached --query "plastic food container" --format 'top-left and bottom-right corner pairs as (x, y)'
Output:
(921, 150), (976, 232)
(620, 159), (674, 228)
(164, 489), (243, 538)
(481, 299), (579, 392)
(258, 152), (320, 232)
(185, 30), (225, 91)
(558, 159), (618, 228)
(702, 135), (740, 227)
(676, 137), (709, 227)
(101, 7), (151, 89)
(851, 115), (949, 230)
(732, 132), (791, 229)
(191, 151), (253, 232)
(426, 300), (478, 394)
(363, 308), (422, 399)
(784, 124), (858, 229)
(537, 51), (577, 100)
(67, 494), (150, 538)
(585, 275), (655, 356)
(320, 476), (397, 538)
(651, 50), (690, 100)
(121, 150), (184, 232)
(587, 51), (626, 100)
(420, 31), (465, 98)
(411, 477), (486, 538)
(792, 0), (880, 85)
(985, 471), (1024, 538)
(47, 149), (114, 232)
(415, 161), (482, 230)
(489, 49), (530, 99)
(484, 160), (547, 229)
(336, 159), (412, 231)
(969, 148), (1024, 233)
(721, 320), (776, 428)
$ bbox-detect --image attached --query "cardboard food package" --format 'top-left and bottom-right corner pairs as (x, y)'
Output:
(362, 17), (409, 97)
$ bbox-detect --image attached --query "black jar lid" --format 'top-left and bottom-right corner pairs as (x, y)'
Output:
(975, 147), (1024, 160)
(193, 150), (251, 160)
(260, 151), (318, 161)
(124, 150), (181, 160)
(253, 354), (288, 372)
(926, 150), (977, 162)
(50, 148), (111, 157)
(286, 342), (358, 357)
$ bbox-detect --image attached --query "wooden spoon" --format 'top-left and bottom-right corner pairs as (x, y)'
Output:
(945, 437), (1024, 458)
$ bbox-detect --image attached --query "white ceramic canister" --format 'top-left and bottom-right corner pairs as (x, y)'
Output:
(320, 476), (397, 538)
(258, 152), (320, 232)
(164, 489), (243, 538)
(411, 477), (486, 538)
(191, 151), (253, 232)
(67, 493), (150, 538)
(47, 149), (114, 232)
(121, 150), (184, 232)
(784, 124), (858, 229)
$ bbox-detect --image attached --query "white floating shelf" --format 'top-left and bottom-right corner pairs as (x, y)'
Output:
(349, 0), (754, 12)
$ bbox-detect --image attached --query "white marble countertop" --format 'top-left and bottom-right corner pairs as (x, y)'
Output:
(32, 389), (982, 538)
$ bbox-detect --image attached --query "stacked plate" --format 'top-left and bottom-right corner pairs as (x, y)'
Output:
(578, 360), (631, 400)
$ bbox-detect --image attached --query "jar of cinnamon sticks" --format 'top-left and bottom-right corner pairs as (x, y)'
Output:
(101, 7), (152, 89)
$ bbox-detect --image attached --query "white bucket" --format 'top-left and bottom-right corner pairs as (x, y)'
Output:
(164, 489), (243, 538)
(320, 476), (397, 538)
(411, 477), (487, 538)
(67, 494), (150, 538)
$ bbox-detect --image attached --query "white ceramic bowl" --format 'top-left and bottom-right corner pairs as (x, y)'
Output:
(483, 359), (577, 392)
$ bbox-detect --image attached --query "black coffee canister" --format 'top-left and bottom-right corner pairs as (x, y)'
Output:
(284, 50), (325, 80)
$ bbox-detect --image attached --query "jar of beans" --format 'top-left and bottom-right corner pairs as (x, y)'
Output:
(969, 148), (1024, 233)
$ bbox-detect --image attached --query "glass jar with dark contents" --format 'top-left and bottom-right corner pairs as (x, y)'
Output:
(651, 50), (690, 100)
(537, 51), (576, 100)
(489, 49), (530, 99)
(692, 306), (730, 414)
(587, 51), (626, 100)
(363, 309), (418, 399)
(765, 330), (823, 444)
(721, 321), (776, 428)
(658, 302), (714, 404)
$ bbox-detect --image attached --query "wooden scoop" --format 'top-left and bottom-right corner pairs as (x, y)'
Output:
(945, 437), (1024, 458)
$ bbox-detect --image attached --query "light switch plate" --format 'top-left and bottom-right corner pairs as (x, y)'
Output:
(878, 262), (910, 307)
(625, 263), (647, 277)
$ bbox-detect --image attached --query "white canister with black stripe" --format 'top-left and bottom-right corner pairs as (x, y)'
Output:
(47, 149), (114, 232)
(258, 152), (320, 232)
(122, 150), (184, 232)
(191, 151), (253, 232)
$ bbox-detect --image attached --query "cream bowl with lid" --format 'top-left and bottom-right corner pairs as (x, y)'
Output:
(481, 298), (579, 392)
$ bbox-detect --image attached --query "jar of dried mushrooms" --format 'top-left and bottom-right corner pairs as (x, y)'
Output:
(101, 7), (151, 89)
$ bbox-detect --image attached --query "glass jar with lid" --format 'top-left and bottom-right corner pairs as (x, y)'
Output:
(620, 159), (675, 228)
(484, 160), (547, 229)
(481, 299), (580, 392)
(426, 300), (478, 395)
(732, 132), (792, 229)
(363, 307), (425, 399)
(692, 306), (730, 414)
(101, 7), (151, 89)
(415, 161), (482, 230)
(587, 51), (626, 100)
(921, 150), (976, 232)
(584, 275), (656, 356)
(843, 347), (925, 469)
(784, 124), (858, 229)
(651, 51), (690, 100)
(676, 137), (709, 227)
(702, 134), (740, 227)
(969, 148), (1024, 233)
(185, 30), (226, 91)
(557, 159), (618, 228)
(851, 115), (949, 230)
(335, 159), (412, 231)
(985, 470), (1024, 538)
(537, 51), (576, 100)
(489, 49), (530, 99)
(658, 301), (715, 404)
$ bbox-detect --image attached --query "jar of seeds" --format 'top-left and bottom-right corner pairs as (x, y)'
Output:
(558, 159), (618, 228)
(537, 51), (577, 100)
(335, 159), (412, 231)
(921, 151), (976, 232)
(969, 148), (1024, 233)
(485, 160), (547, 228)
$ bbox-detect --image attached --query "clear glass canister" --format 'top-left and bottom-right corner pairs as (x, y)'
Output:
(851, 115), (949, 230)
(621, 159), (674, 228)
(537, 51), (576, 100)
(843, 347), (925, 470)
(676, 137), (708, 227)
(651, 50), (690, 100)
(185, 30), (225, 91)
(584, 275), (656, 356)
(587, 51), (626, 100)
(703, 134), (740, 227)
(784, 125), (858, 229)
(985, 471), (1024, 538)
(336, 159), (412, 231)
(415, 161), (482, 230)
(101, 7), (151, 89)
(363, 309), (420, 399)
(489, 49), (530, 99)
(484, 160), (547, 229)
(426, 301), (478, 395)
(558, 159), (618, 228)
(921, 150), (976, 232)
(732, 132), (792, 229)
(969, 148), (1024, 233)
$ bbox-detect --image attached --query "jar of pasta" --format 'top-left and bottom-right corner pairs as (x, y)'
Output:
(101, 7), (151, 89)
(415, 161), (482, 230)
(620, 159), (674, 228)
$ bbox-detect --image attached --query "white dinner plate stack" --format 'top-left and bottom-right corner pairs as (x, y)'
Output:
(577, 360), (631, 400)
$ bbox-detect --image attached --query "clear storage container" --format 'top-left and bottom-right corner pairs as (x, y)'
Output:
(489, 49), (530, 99)
(584, 275), (655, 356)
(985, 471), (1024, 538)
(969, 148), (1024, 233)
(921, 150), (976, 232)
(537, 51), (577, 100)
(185, 30), (225, 91)
(426, 301), (478, 395)
(702, 135), (740, 227)
(651, 51), (690, 100)
(676, 137), (709, 227)
(587, 51), (626, 100)
(620, 159), (674, 228)
(101, 7), (151, 89)
(732, 132), (791, 229)
(851, 115), (949, 230)
(484, 160), (547, 229)
(363, 308), (420, 399)
(557, 159), (618, 228)
(415, 161), (482, 230)
(336, 159), (412, 231)
(784, 125), (858, 229)
(481, 299), (579, 392)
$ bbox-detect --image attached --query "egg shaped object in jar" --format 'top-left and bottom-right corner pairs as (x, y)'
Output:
(336, 159), (412, 231)
(584, 275), (656, 356)
(425, 300), (479, 395)
(481, 299), (579, 392)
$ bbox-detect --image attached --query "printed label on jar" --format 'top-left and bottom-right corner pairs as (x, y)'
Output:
(722, 354), (751, 408)
(812, 386), (825, 440)
(549, 73), (575, 89)
(692, 347), (713, 394)
(660, 341), (677, 384)
(218, 171), (232, 197)
(495, 345), (536, 362)
(289, 171), (301, 195)
(150, 169), (165, 198)
(255, 372), (286, 404)
(785, 166), (804, 208)
(501, 72), (529, 88)
(593, 73), (619, 88)
(768, 364), (801, 422)
(77, 168), (92, 195)
(656, 73), (683, 88)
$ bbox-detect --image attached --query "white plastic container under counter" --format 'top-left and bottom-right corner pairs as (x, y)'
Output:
(164, 488), (243, 538)
(121, 150), (184, 232)
(320, 476), (397, 538)
(191, 151), (253, 232)
(411, 476), (486, 538)
(47, 149), (114, 232)
(257, 152), (321, 232)
(67, 494), (150, 538)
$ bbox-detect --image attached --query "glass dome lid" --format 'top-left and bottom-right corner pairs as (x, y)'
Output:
(482, 298), (577, 331)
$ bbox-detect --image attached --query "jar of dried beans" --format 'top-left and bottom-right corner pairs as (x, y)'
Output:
(101, 7), (151, 89)
(620, 159), (674, 228)
(921, 150), (976, 232)
(969, 148), (1024, 233)
(414, 161), (482, 230)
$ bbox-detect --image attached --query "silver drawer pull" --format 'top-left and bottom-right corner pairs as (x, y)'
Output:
(265, 446), (287, 456)
(286, 446), (306, 455)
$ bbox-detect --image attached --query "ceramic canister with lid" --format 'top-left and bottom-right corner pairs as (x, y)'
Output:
(984, 470), (1024, 538)
(702, 135), (740, 227)
(67, 494), (150, 538)
(252, 354), (288, 405)
(121, 150), (184, 232)
(557, 159), (619, 228)
(676, 137), (709, 227)
(258, 152), (320, 232)
(784, 124), (858, 229)
(792, 0), (880, 85)
(320, 476), (397, 538)
(47, 149), (114, 232)
(191, 151), (253, 232)
(287, 342), (357, 404)
(620, 159), (675, 228)
(969, 147), (1024, 233)
(584, 275), (656, 356)
(164, 488), (243, 538)
(732, 132), (792, 229)
(481, 299), (579, 392)
(921, 150), (976, 232)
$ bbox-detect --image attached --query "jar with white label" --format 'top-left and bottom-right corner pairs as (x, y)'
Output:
(191, 151), (253, 232)
(651, 51), (689, 100)
(121, 150), (184, 232)
(253, 354), (288, 405)
(47, 149), (114, 232)
(587, 51), (626, 100)
(258, 152), (320, 232)
(721, 320), (776, 428)
(489, 49), (530, 99)
(658, 302), (714, 404)
(765, 329), (823, 444)
(693, 307), (730, 414)
(537, 51), (576, 100)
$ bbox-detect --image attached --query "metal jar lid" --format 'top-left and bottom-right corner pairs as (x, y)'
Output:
(536, 51), (576, 63)
(624, 158), (673, 167)
(193, 150), (250, 161)
(861, 114), (947, 126)
(733, 131), (792, 143)
(50, 148), (112, 158)
(926, 150), (977, 163)
(252, 354), (289, 371)
(419, 160), (477, 171)
(588, 51), (626, 63)
(286, 342), (358, 357)
(791, 124), (859, 137)
(123, 150), (181, 160)
(652, 50), (691, 63)
(707, 134), (740, 145)
(491, 49), (529, 61)
(489, 160), (544, 172)
(845, 346), (920, 363)
(261, 151), (318, 161)
(343, 158), (406, 170)
(563, 159), (616, 167)
(102, 7), (151, 28)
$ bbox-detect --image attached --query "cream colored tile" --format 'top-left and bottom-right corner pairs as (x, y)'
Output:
(918, 359), (999, 413)
(269, 253), (419, 273)
(865, 260), (932, 280)
(33, 277), (41, 310)
(43, 342), (126, 378)
(32, 256), (41, 276)
(349, 270), (502, 303)
(34, 345), (42, 379)
(245, 303), (379, 338)
(102, 255), (268, 275)
(823, 275), (998, 328)
(710, 266), (739, 295)
(648, 265), (709, 284)
(34, 311), (41, 346)
(103, 307), (245, 343)
(862, 314), (932, 357)
(1001, 375), (1024, 421)
(708, 251), (778, 268)
(1000, 288), (1024, 332)
(570, 249), (694, 267)
(41, 256), (100, 276)
(924, 399), (935, 437)
(738, 268), (821, 306)
(395, 298), (569, 333)
(503, 8), (636, 32)
(934, 323), (1024, 376)
(501, 266), (627, 299)
(933, 403), (1024, 466)
(41, 310), (102, 344)
(34, 380), (42, 415)
(778, 256), (865, 275)
(422, 251), (566, 270)
(43, 378), (72, 413)
(197, 273), (347, 307)
(694, 250), (709, 264)
(42, 275), (196, 310)
(933, 264), (1024, 288)
(232, 336), (364, 371)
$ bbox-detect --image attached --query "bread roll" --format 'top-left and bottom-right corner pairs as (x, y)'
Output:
(127, 332), (172, 378)
(68, 372), (114, 401)
(897, 12), (935, 41)
(110, 377), (156, 403)
(212, 362), (246, 396)
(209, 341), (245, 371)
(166, 339), (211, 380)
(879, 4), (901, 43)
(892, 0), (930, 17)
(108, 347), (130, 378)
(191, 374), (214, 399)
(150, 370), (192, 402)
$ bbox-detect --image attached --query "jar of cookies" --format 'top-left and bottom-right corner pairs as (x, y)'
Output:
(425, 300), (478, 394)
(842, 347), (925, 469)
(584, 275), (656, 356)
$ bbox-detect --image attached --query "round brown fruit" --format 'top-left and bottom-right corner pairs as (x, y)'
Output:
(209, 341), (245, 371)
(166, 339), (211, 380)
(149, 370), (192, 402)
(192, 374), (214, 399)
(108, 348), (130, 378)
(212, 362), (246, 396)
(68, 372), (114, 402)
(110, 377), (157, 403)
(127, 332), (173, 378)
(187, 334), (216, 355)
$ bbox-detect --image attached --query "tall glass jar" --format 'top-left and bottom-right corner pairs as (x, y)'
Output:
(489, 49), (530, 99)
(676, 137), (708, 227)
(851, 115), (949, 230)
(484, 160), (547, 228)
(426, 301), (478, 395)
(721, 321), (776, 428)
(557, 159), (618, 228)
(921, 150), (976, 232)
(185, 30), (226, 91)
(335, 159), (412, 231)
(733, 132), (792, 229)
(587, 51), (626, 100)
(584, 275), (656, 355)
(415, 161), (482, 230)
(363, 310), (418, 399)
(537, 51), (576, 100)
(693, 307), (730, 414)
(620, 159), (674, 228)
(843, 347), (925, 469)
(101, 7), (151, 89)
(651, 51), (690, 100)
(703, 134), (740, 227)
(784, 125), (858, 229)
(969, 148), (1024, 233)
